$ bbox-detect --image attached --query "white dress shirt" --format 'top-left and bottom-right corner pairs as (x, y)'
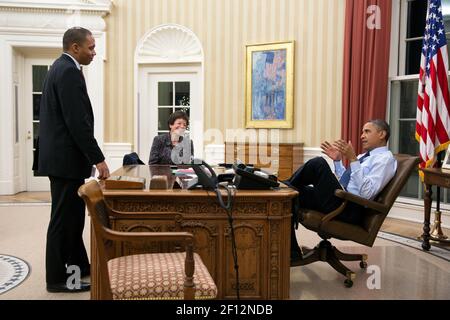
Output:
(333, 146), (397, 200)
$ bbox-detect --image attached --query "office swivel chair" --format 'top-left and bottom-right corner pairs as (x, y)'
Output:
(291, 154), (419, 287)
(78, 180), (217, 300)
(122, 152), (145, 165)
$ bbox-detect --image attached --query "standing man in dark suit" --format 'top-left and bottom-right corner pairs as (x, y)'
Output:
(36, 27), (110, 293)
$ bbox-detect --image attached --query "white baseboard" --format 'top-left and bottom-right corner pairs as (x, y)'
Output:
(103, 143), (133, 173)
(303, 147), (334, 168)
(0, 180), (14, 195)
(203, 145), (324, 167)
(390, 200), (450, 229)
(205, 145), (325, 167)
(303, 147), (322, 162)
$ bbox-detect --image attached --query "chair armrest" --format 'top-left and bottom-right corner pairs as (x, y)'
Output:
(334, 189), (388, 214)
(321, 201), (348, 223)
(108, 208), (154, 219)
(102, 229), (194, 244)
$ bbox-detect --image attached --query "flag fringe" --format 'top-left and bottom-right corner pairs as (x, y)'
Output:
(417, 140), (450, 182)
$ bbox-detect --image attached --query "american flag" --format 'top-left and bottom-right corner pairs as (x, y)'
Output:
(416, 0), (450, 175)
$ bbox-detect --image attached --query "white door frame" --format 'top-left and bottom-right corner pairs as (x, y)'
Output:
(24, 58), (55, 191)
(134, 24), (205, 162)
(0, 0), (111, 195)
(138, 64), (202, 162)
(0, 33), (106, 194)
(12, 49), (25, 193)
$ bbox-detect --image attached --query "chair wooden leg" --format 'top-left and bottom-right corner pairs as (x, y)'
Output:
(332, 246), (367, 262)
(326, 251), (356, 288)
(294, 240), (330, 266)
(326, 254), (352, 277)
(300, 246), (313, 255)
(294, 240), (365, 287)
(298, 247), (321, 265)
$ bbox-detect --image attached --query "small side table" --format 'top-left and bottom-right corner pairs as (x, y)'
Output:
(420, 168), (450, 250)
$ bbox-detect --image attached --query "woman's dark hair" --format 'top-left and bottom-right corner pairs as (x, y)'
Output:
(168, 111), (189, 129)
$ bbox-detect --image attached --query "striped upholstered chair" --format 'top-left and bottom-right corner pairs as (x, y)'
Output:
(78, 180), (217, 300)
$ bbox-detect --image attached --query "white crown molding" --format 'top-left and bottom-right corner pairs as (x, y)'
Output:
(136, 24), (203, 64)
(0, 12), (107, 32)
(0, 0), (112, 32)
(0, 1), (110, 195)
(0, 0), (112, 15)
(0, 27), (104, 36)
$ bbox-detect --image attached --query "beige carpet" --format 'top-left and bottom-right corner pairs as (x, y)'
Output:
(0, 204), (449, 300)
(0, 204), (90, 300)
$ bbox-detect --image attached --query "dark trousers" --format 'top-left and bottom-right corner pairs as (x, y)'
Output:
(286, 157), (363, 252)
(46, 176), (89, 285)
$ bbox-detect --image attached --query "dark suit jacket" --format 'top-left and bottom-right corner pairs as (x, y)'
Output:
(36, 54), (104, 179)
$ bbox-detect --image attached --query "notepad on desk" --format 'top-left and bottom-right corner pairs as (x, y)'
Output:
(104, 176), (146, 189)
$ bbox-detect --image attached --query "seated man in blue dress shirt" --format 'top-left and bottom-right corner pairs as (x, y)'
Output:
(285, 119), (397, 261)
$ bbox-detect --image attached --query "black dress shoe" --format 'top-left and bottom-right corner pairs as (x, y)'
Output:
(68, 264), (90, 277)
(47, 281), (91, 293)
(81, 267), (90, 278)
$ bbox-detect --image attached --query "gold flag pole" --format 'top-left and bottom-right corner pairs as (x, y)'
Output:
(430, 209), (448, 241)
(430, 151), (450, 243)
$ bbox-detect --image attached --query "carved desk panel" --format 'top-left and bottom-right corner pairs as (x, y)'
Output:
(89, 165), (297, 300)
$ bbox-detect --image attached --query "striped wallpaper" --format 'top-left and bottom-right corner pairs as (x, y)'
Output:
(104, 0), (346, 147)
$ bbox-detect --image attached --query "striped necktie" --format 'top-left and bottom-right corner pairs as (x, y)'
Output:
(339, 152), (370, 190)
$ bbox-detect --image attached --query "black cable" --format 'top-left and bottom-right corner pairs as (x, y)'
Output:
(214, 183), (240, 300)
(226, 184), (239, 300)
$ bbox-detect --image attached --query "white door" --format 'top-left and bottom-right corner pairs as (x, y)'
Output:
(24, 58), (52, 191)
(12, 50), (25, 193)
(138, 65), (203, 163)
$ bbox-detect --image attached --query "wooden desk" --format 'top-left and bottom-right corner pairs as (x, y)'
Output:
(90, 165), (298, 300)
(420, 168), (450, 251)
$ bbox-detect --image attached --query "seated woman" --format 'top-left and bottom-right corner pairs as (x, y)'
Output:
(148, 111), (194, 164)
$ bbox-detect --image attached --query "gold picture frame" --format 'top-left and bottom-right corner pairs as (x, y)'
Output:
(245, 41), (295, 129)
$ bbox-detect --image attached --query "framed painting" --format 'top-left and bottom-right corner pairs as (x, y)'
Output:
(245, 41), (294, 128)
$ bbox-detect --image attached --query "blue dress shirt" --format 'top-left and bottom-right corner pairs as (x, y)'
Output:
(333, 146), (397, 200)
